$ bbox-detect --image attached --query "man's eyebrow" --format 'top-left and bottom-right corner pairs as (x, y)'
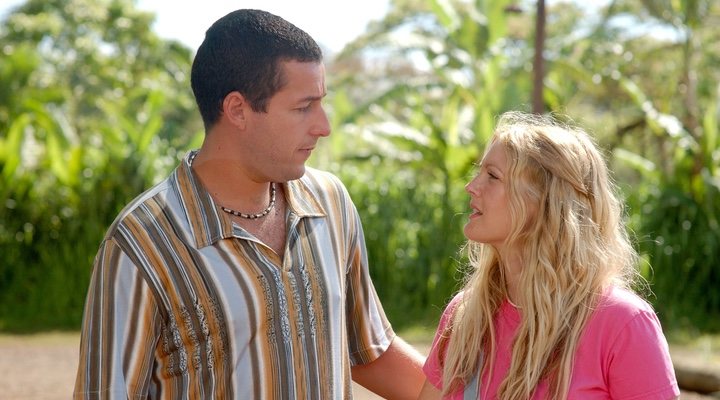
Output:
(298, 91), (327, 101)
(301, 93), (326, 102)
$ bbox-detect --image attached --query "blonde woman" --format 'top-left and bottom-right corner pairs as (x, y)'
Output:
(419, 112), (679, 400)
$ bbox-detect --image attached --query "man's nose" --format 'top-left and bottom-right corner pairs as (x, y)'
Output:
(312, 108), (331, 137)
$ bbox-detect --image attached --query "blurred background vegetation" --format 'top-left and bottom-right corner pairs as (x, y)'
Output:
(0, 0), (718, 340)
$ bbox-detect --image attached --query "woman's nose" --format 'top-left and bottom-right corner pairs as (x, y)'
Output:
(465, 177), (479, 195)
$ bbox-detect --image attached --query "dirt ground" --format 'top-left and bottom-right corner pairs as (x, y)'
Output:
(0, 332), (717, 399)
(0, 332), (402, 400)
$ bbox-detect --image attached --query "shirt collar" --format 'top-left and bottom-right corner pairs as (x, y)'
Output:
(173, 151), (327, 249)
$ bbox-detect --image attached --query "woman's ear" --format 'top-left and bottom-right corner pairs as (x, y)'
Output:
(222, 91), (247, 129)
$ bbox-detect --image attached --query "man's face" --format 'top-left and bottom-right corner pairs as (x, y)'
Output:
(243, 60), (330, 183)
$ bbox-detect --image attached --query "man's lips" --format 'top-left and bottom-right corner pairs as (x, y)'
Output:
(297, 146), (315, 158)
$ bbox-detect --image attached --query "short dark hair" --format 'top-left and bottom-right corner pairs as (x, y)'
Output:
(190, 9), (323, 129)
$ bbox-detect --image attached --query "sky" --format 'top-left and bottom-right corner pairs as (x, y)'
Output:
(139, 0), (391, 52)
(0, 0), (390, 53)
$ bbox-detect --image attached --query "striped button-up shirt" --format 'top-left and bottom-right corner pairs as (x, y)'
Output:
(74, 152), (394, 399)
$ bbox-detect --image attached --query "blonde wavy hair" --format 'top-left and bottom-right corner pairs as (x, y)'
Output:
(440, 111), (642, 399)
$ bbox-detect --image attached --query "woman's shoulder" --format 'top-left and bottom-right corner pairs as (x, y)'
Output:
(596, 286), (655, 316)
(585, 286), (660, 336)
(433, 291), (465, 329)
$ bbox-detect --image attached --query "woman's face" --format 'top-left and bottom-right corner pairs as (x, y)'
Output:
(464, 142), (514, 249)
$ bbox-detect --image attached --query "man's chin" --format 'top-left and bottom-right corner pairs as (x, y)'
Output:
(282, 165), (306, 182)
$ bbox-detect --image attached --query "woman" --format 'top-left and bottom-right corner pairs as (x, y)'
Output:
(419, 112), (679, 399)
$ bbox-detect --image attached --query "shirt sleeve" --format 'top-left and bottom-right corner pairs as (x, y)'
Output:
(606, 308), (680, 400)
(74, 237), (162, 399)
(343, 197), (395, 366)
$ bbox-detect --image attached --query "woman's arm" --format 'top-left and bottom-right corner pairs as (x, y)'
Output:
(416, 379), (442, 400)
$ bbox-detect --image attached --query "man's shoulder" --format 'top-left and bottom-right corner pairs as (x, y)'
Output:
(105, 177), (174, 237)
(298, 167), (348, 196)
(301, 166), (342, 184)
(292, 167), (359, 220)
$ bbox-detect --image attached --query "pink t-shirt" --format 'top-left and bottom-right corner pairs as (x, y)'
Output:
(423, 287), (680, 399)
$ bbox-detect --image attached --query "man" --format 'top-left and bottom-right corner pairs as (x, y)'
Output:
(74, 8), (425, 399)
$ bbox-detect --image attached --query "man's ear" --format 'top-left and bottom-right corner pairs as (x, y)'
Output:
(222, 91), (248, 129)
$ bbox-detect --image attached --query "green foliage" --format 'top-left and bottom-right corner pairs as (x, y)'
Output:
(615, 92), (720, 332)
(635, 184), (720, 332)
(608, 1), (719, 332)
(327, 0), (529, 327)
(338, 163), (468, 327)
(0, 0), (200, 332)
(0, 0), (718, 336)
(329, 0), (720, 332)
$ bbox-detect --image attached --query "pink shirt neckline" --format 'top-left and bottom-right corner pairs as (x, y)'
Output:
(422, 287), (680, 399)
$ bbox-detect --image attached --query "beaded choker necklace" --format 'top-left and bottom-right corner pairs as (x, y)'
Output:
(188, 152), (276, 219)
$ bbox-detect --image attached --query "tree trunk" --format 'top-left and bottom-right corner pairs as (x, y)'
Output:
(675, 363), (720, 394)
(532, 0), (546, 114)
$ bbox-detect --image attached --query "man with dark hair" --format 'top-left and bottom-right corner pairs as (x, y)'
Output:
(74, 8), (425, 399)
